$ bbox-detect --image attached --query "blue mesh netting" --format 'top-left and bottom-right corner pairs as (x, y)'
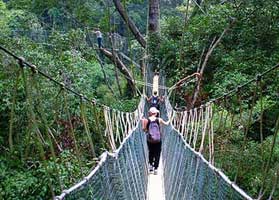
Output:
(57, 126), (148, 200)
(161, 126), (252, 200)
(57, 100), (252, 200)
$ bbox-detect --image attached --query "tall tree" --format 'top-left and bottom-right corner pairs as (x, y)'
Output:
(148, 0), (160, 33)
(112, 0), (146, 48)
(106, 0), (161, 95)
(146, 0), (161, 94)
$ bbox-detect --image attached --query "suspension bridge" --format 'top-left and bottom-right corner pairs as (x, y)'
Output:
(0, 45), (278, 199)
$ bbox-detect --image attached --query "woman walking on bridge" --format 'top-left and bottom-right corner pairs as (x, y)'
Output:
(142, 107), (170, 175)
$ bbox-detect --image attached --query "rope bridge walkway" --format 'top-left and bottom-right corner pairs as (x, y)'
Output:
(163, 100), (251, 200)
(56, 100), (253, 200)
(0, 45), (278, 199)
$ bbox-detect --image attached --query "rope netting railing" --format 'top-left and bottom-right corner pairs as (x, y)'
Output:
(53, 62), (278, 199)
(1, 40), (278, 199)
(163, 98), (254, 199)
(163, 63), (279, 199)
(161, 125), (252, 200)
(104, 97), (145, 150)
(56, 123), (148, 200)
(0, 45), (146, 198)
(166, 99), (215, 163)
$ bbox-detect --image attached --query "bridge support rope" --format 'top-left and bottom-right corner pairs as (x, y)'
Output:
(1, 46), (277, 199)
(56, 123), (149, 200)
(56, 98), (253, 200)
(162, 124), (252, 200)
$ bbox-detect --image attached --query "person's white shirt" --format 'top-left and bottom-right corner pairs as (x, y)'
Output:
(95, 30), (102, 38)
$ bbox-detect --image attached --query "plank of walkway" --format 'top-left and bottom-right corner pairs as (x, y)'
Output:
(147, 160), (165, 200)
(152, 74), (159, 95)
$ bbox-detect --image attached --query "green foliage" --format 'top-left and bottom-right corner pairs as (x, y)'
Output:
(0, 150), (90, 200)
(0, 0), (278, 199)
(1, 168), (41, 200)
(0, 0), (144, 199)
(211, 99), (279, 198)
(160, 0), (279, 103)
(212, 71), (250, 96)
(147, 32), (161, 69)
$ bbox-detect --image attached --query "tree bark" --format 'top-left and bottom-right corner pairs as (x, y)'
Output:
(94, 54), (117, 97)
(100, 48), (136, 95)
(145, 0), (161, 95)
(148, 0), (160, 33)
(118, 52), (141, 69)
(113, 0), (146, 48)
(112, 0), (161, 95)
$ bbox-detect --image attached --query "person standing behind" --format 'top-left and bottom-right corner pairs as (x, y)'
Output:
(141, 107), (170, 175)
(94, 28), (103, 48)
(146, 91), (164, 110)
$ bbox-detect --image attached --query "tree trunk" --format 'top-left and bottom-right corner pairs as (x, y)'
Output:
(146, 0), (161, 95)
(100, 48), (136, 95)
(112, 0), (161, 95)
(113, 0), (146, 48)
(191, 19), (236, 108)
(148, 0), (160, 33)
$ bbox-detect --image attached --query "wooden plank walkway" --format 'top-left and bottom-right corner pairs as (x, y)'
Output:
(147, 159), (165, 200)
(152, 74), (159, 95)
(147, 74), (164, 200)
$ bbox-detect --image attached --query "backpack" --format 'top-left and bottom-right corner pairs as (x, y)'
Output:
(147, 118), (161, 143)
(151, 96), (159, 107)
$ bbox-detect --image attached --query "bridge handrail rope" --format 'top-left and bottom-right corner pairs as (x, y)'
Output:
(1, 44), (146, 153)
(164, 97), (252, 199)
(2, 2), (278, 198)
(154, 69), (252, 199)
(168, 62), (279, 113)
(56, 151), (108, 199)
(165, 98), (215, 162)
(1, 44), (148, 199)
(168, 72), (201, 91)
(0, 45), (143, 114)
(118, 70), (175, 91)
(1, 42), (278, 199)
(162, 125), (253, 200)
(211, 63), (279, 103)
(0, 45), (92, 102)
(7, 25), (198, 93)
(157, 74), (253, 200)
(120, 70), (199, 93)
(56, 114), (148, 200)
(53, 63), (277, 199)
(104, 97), (145, 150)
(166, 62), (278, 159)
(164, 63), (278, 199)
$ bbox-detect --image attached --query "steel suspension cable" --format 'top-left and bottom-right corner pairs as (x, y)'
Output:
(0, 45), (141, 112)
